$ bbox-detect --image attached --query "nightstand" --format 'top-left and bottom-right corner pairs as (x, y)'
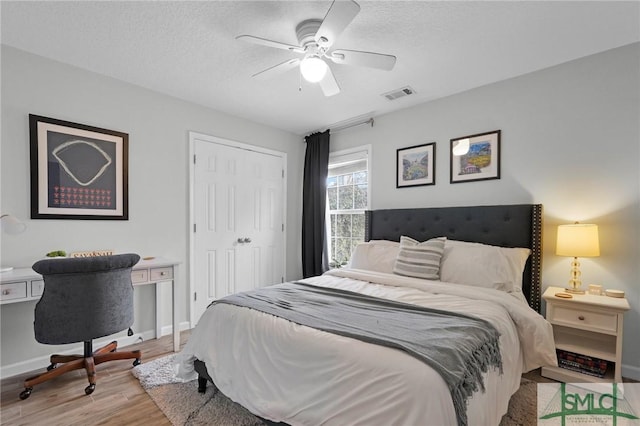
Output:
(541, 286), (630, 383)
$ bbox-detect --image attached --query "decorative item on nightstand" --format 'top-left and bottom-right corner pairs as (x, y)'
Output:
(556, 222), (600, 294)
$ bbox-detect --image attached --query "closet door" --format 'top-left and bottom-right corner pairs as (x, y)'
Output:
(191, 137), (285, 325)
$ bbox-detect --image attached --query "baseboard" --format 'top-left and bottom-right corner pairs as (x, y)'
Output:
(0, 329), (156, 379)
(622, 363), (640, 381)
(159, 321), (192, 337)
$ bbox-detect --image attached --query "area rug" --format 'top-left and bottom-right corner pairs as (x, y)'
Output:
(133, 355), (536, 426)
(132, 355), (262, 426)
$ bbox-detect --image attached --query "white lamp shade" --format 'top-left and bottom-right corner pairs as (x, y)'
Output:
(300, 56), (328, 83)
(556, 223), (600, 257)
(1, 214), (26, 235)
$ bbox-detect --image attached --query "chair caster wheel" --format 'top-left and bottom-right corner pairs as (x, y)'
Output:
(85, 384), (95, 395)
(19, 388), (32, 400)
(133, 358), (141, 367)
(47, 363), (57, 371)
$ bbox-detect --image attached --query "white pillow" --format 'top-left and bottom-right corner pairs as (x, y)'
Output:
(393, 236), (446, 280)
(440, 239), (531, 292)
(348, 240), (400, 274)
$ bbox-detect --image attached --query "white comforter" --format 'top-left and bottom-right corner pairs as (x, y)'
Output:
(176, 269), (557, 426)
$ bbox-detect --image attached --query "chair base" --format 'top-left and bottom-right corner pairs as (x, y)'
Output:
(19, 340), (141, 400)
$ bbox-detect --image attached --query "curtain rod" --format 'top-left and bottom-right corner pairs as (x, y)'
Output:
(305, 117), (375, 139)
(331, 117), (374, 133)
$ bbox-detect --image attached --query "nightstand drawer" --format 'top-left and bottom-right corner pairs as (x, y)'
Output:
(548, 305), (617, 333)
(0, 282), (28, 301)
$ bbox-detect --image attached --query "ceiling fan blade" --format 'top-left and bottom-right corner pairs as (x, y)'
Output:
(236, 35), (305, 54)
(329, 49), (396, 70)
(252, 58), (301, 80)
(314, 0), (360, 49)
(319, 65), (340, 97)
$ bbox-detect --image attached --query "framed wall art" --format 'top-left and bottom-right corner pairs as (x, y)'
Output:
(450, 130), (500, 184)
(396, 142), (435, 188)
(29, 114), (129, 220)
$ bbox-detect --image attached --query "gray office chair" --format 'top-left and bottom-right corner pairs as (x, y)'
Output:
(20, 254), (142, 400)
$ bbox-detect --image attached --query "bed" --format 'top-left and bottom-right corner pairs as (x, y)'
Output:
(175, 204), (557, 426)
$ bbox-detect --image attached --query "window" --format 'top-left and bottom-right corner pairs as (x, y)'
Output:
(326, 146), (371, 268)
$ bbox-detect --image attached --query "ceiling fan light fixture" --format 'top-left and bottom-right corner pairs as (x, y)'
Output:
(300, 56), (328, 83)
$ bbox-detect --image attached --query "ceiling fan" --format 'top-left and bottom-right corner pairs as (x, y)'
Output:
(236, 0), (396, 97)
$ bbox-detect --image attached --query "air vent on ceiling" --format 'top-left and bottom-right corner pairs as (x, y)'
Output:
(382, 86), (416, 101)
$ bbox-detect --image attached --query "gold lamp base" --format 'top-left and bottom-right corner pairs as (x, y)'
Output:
(565, 257), (585, 294)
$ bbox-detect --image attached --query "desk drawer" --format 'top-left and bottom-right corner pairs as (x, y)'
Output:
(31, 280), (45, 297)
(549, 305), (617, 333)
(131, 269), (149, 284)
(1, 282), (28, 301)
(151, 267), (173, 281)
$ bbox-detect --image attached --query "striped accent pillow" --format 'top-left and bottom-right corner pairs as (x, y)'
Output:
(393, 236), (446, 280)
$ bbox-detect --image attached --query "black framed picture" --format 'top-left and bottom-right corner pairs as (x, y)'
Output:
(29, 114), (129, 220)
(396, 142), (436, 188)
(450, 130), (500, 184)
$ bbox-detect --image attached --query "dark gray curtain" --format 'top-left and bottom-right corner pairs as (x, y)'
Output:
(302, 130), (330, 278)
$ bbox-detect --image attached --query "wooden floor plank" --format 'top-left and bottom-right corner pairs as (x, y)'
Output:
(0, 331), (189, 426)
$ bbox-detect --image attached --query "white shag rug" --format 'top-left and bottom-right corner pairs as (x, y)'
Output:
(132, 355), (263, 426)
(131, 354), (186, 389)
(132, 355), (536, 426)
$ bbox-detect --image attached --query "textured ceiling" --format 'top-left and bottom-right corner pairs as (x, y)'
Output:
(1, 1), (639, 135)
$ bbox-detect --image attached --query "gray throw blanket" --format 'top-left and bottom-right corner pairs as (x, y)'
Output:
(213, 282), (503, 426)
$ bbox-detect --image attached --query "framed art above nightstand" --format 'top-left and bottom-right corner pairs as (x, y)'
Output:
(541, 286), (630, 383)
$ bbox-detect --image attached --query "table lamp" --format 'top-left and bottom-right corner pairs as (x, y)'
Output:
(556, 222), (600, 294)
(1, 214), (27, 272)
(1, 214), (26, 235)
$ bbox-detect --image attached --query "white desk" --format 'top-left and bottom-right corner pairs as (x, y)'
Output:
(0, 257), (181, 352)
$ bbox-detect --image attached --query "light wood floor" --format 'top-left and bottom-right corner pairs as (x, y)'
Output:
(0, 331), (191, 426)
(2, 331), (636, 425)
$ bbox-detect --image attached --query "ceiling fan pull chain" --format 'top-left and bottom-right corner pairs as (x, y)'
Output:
(298, 70), (302, 92)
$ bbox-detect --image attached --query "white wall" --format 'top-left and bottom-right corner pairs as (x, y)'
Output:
(0, 46), (304, 371)
(2, 42), (639, 379)
(331, 43), (640, 379)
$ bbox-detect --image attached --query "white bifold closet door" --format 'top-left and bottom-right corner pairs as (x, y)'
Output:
(191, 136), (285, 325)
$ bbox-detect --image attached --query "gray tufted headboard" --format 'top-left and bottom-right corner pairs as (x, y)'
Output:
(364, 204), (543, 312)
